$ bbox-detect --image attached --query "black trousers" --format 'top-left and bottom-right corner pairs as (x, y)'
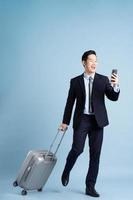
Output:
(63, 114), (103, 188)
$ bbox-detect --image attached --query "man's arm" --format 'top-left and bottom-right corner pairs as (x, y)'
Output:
(59, 79), (76, 131)
(105, 74), (120, 101)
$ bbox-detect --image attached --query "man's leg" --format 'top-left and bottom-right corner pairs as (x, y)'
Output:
(86, 126), (104, 188)
(63, 129), (87, 175)
(61, 115), (89, 185)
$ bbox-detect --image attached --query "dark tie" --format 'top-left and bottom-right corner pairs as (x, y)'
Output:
(89, 76), (93, 113)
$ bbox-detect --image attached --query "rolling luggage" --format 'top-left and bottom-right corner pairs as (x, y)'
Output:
(13, 129), (66, 195)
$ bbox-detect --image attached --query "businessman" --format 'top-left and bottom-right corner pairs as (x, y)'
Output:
(59, 50), (120, 197)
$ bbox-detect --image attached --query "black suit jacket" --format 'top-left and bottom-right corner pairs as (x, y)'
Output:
(62, 73), (120, 130)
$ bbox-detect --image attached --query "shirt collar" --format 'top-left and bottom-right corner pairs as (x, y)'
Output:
(84, 72), (95, 80)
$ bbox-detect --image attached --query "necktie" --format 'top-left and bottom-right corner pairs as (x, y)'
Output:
(89, 76), (93, 113)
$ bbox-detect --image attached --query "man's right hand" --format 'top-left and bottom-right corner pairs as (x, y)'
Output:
(58, 123), (68, 132)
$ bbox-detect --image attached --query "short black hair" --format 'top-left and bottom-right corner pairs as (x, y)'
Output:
(82, 50), (96, 61)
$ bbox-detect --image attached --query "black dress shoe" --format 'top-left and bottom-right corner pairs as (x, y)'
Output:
(61, 172), (69, 186)
(86, 186), (100, 197)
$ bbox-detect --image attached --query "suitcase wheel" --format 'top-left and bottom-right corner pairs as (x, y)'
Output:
(21, 190), (27, 196)
(38, 188), (42, 192)
(13, 181), (18, 187)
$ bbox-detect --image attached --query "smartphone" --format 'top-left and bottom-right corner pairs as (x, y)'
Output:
(112, 69), (118, 75)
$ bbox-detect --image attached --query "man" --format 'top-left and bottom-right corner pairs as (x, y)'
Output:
(59, 50), (120, 197)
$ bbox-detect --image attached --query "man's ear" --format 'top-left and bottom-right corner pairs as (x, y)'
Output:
(82, 61), (86, 67)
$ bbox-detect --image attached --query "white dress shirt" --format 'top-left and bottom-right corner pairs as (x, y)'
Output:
(83, 72), (95, 115)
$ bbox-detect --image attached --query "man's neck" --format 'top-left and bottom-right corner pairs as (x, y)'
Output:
(84, 71), (95, 76)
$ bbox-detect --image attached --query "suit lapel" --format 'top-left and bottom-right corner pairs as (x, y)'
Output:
(92, 73), (100, 98)
(78, 73), (100, 98)
(78, 73), (85, 97)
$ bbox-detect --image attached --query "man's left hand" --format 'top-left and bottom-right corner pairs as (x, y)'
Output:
(111, 73), (119, 86)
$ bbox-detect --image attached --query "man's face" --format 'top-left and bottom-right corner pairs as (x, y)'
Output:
(83, 54), (97, 74)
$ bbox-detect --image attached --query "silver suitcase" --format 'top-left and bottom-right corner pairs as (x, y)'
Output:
(13, 130), (66, 195)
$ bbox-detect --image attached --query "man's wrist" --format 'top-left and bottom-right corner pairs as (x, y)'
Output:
(113, 84), (120, 92)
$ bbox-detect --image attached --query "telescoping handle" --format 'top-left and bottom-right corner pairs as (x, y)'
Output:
(46, 128), (67, 158)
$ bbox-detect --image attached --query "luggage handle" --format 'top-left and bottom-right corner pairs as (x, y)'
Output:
(45, 128), (67, 158)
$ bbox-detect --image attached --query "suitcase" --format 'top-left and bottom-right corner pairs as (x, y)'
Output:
(13, 129), (66, 195)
